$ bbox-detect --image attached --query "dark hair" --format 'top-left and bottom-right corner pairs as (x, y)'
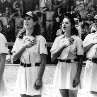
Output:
(81, 22), (89, 29)
(18, 22), (40, 39)
(76, 13), (82, 22)
(31, 14), (38, 22)
(0, 20), (4, 34)
(63, 12), (78, 36)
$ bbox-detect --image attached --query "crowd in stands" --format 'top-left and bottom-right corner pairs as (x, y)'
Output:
(0, 0), (97, 43)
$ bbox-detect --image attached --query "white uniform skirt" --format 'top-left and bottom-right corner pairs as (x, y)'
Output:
(53, 62), (81, 90)
(82, 60), (97, 92)
(14, 65), (42, 96)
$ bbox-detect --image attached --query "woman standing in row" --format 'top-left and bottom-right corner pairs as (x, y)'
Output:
(12, 11), (48, 97)
(50, 13), (83, 97)
(0, 20), (9, 97)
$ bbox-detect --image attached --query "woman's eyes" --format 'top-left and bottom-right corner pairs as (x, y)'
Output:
(24, 17), (31, 20)
(62, 22), (69, 24)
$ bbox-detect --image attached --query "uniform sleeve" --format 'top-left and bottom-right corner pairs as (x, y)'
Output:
(39, 36), (48, 55)
(50, 37), (59, 53)
(11, 38), (22, 53)
(83, 34), (92, 47)
(76, 37), (84, 55)
(0, 35), (8, 54)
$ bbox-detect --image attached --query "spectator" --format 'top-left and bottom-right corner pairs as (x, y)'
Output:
(91, 15), (97, 33)
(56, 23), (62, 37)
(81, 22), (90, 40)
(86, 13), (93, 25)
(83, 22), (97, 97)
(45, 6), (54, 41)
(13, 0), (23, 13)
(10, 9), (24, 38)
(0, 0), (12, 14)
(2, 7), (15, 42)
(52, 7), (63, 41)
(74, 17), (83, 39)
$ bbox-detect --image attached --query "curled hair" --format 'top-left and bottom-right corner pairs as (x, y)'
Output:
(63, 12), (78, 36)
(81, 22), (89, 29)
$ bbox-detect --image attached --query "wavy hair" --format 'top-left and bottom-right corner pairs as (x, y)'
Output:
(0, 20), (4, 34)
(62, 12), (78, 36)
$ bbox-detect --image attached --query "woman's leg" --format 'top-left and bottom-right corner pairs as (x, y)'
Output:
(59, 89), (69, 97)
(69, 90), (78, 97)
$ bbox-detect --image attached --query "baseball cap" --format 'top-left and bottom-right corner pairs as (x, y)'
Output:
(22, 11), (38, 22)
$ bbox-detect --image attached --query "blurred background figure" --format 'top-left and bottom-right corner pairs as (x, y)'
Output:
(40, 0), (52, 11)
(45, 6), (54, 41)
(2, 7), (15, 42)
(56, 23), (62, 37)
(91, 15), (97, 33)
(74, 16), (83, 40)
(52, 7), (63, 41)
(81, 22), (90, 40)
(0, 0), (12, 14)
(10, 8), (23, 38)
(13, 0), (23, 13)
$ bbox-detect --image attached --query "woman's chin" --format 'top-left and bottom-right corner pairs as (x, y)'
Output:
(62, 30), (66, 33)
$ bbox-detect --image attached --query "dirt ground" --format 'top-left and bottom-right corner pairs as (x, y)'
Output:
(3, 65), (61, 97)
(2, 65), (94, 97)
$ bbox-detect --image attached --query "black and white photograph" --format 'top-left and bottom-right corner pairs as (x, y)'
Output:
(0, 0), (97, 97)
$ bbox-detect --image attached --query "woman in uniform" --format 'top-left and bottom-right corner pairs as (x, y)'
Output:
(83, 28), (97, 96)
(50, 13), (83, 97)
(0, 20), (9, 97)
(11, 11), (48, 97)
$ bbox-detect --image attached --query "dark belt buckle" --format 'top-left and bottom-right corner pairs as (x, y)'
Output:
(35, 63), (40, 66)
(65, 60), (71, 63)
(23, 63), (26, 67)
(20, 62), (31, 67)
(58, 59), (71, 63)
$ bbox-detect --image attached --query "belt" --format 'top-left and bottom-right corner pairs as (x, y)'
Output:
(20, 62), (40, 67)
(87, 58), (97, 63)
(58, 59), (78, 63)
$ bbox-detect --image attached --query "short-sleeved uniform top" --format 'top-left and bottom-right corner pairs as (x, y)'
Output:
(0, 33), (8, 96)
(0, 33), (8, 54)
(82, 33), (97, 92)
(12, 35), (48, 96)
(50, 35), (83, 90)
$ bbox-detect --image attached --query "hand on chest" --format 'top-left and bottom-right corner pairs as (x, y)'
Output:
(59, 37), (75, 47)
(23, 36), (39, 53)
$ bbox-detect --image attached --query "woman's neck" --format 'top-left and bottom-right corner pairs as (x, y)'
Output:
(64, 31), (71, 38)
(26, 28), (33, 36)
